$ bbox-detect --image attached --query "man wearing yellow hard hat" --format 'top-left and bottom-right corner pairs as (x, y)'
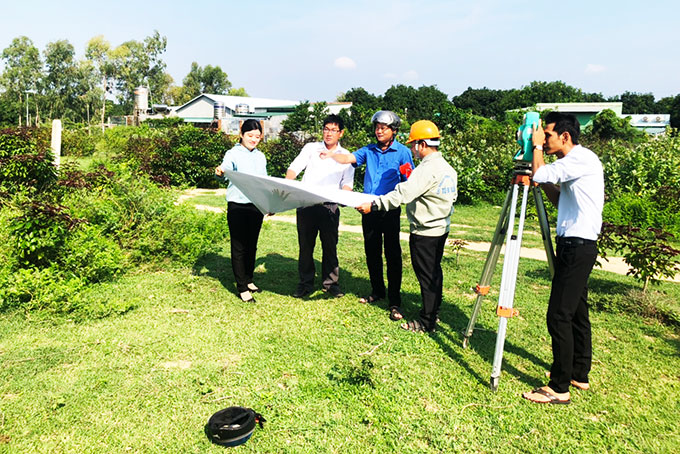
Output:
(356, 120), (458, 333)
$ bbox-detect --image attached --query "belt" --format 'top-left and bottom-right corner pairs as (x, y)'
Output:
(556, 236), (596, 246)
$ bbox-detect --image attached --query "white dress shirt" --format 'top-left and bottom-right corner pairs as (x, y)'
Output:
(533, 145), (604, 240)
(288, 142), (355, 190)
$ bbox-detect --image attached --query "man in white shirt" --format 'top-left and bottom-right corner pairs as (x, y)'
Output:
(523, 112), (604, 405)
(286, 115), (355, 298)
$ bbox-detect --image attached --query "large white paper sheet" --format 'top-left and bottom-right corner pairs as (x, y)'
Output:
(224, 169), (376, 214)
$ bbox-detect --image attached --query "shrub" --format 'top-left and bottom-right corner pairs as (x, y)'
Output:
(121, 124), (233, 188)
(1, 159), (223, 317)
(584, 109), (647, 144)
(0, 266), (86, 313)
(129, 204), (226, 265)
(9, 199), (84, 268)
(143, 117), (186, 128)
(440, 120), (515, 205)
(260, 131), (312, 178)
(59, 224), (126, 283)
(598, 133), (680, 235)
(0, 127), (56, 193)
(599, 223), (680, 292)
(99, 125), (157, 156)
(61, 127), (100, 157)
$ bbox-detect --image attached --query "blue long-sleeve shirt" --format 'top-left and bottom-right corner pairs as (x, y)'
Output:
(218, 144), (268, 203)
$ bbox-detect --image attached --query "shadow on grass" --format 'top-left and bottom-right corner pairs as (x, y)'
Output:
(192, 252), (235, 293)
(588, 276), (637, 297)
(431, 302), (550, 390)
(192, 252), (372, 301)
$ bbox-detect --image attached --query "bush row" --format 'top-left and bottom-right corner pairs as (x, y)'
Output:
(0, 127), (226, 318)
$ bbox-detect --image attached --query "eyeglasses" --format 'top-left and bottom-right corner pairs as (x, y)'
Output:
(323, 127), (341, 134)
(375, 125), (392, 132)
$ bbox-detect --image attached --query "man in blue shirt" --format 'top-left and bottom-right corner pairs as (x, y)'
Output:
(321, 110), (413, 320)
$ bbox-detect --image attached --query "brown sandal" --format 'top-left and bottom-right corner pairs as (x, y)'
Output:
(522, 387), (570, 405)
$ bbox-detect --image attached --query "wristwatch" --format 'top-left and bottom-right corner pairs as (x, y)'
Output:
(533, 145), (543, 151)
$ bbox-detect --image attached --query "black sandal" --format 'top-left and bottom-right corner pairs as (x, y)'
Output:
(400, 319), (434, 333)
(358, 294), (382, 304)
(389, 306), (404, 321)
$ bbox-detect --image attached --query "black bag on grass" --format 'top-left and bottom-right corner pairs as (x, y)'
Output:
(205, 406), (266, 447)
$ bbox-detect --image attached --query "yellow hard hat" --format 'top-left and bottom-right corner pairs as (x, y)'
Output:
(406, 120), (440, 144)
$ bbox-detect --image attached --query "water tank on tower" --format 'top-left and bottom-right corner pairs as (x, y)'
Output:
(214, 102), (226, 119)
(134, 87), (149, 113)
(235, 103), (250, 114)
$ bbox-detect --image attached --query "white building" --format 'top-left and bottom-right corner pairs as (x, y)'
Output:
(172, 94), (299, 137)
(627, 114), (671, 135)
(531, 102), (670, 134)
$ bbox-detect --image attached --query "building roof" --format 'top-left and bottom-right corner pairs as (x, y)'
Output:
(535, 102), (623, 115)
(175, 94), (299, 114)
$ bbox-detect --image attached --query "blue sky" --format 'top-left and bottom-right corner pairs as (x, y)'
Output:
(2, 0), (679, 102)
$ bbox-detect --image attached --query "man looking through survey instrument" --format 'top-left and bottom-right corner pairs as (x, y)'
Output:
(320, 110), (413, 321)
(356, 120), (457, 333)
(522, 112), (604, 405)
(285, 114), (355, 299)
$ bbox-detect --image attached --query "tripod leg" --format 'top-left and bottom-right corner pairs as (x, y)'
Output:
(533, 185), (555, 278)
(462, 188), (512, 348)
(490, 182), (530, 390)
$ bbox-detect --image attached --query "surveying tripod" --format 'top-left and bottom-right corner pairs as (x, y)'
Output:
(462, 162), (556, 391)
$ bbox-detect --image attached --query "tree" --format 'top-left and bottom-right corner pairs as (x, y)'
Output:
(382, 84), (418, 119)
(411, 85), (450, 123)
(618, 91), (656, 114)
(228, 87), (248, 97)
(452, 87), (506, 118)
(109, 31), (169, 110)
(41, 39), (84, 121)
(200, 65), (231, 94)
(338, 87), (382, 133)
(432, 102), (470, 135)
(338, 87), (381, 110)
(176, 62), (232, 103)
(585, 109), (646, 143)
(656, 94), (680, 129)
(0, 36), (42, 126)
(452, 81), (606, 119)
(85, 35), (115, 131)
(180, 62), (202, 102)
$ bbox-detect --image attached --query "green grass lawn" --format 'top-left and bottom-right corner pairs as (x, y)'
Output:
(1, 215), (678, 453)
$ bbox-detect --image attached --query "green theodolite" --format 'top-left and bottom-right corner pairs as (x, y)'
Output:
(513, 111), (540, 162)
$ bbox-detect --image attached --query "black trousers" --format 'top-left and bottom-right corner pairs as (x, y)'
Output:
(547, 238), (598, 393)
(361, 208), (402, 306)
(296, 204), (340, 291)
(410, 232), (448, 330)
(227, 202), (264, 293)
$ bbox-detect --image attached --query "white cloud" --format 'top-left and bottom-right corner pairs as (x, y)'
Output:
(585, 64), (606, 74)
(334, 57), (357, 70)
(403, 70), (419, 80)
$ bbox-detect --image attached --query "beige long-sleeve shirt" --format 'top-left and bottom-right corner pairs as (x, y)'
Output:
(376, 151), (458, 237)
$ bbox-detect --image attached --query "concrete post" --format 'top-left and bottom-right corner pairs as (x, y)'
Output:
(51, 119), (62, 169)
